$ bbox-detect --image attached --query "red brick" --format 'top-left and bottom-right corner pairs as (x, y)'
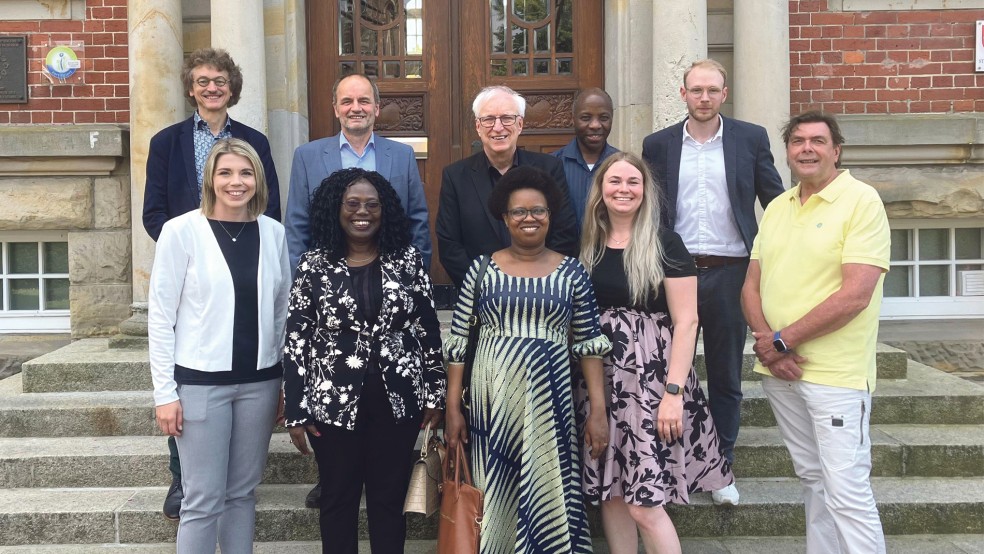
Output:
(811, 38), (833, 50)
(812, 89), (833, 102)
(952, 50), (973, 62)
(898, 62), (942, 75)
(820, 77), (844, 89)
(823, 51), (843, 64)
(104, 46), (127, 58)
(800, 52), (821, 64)
(790, 13), (811, 26)
(104, 0), (129, 5)
(866, 77), (887, 88)
(801, 77), (823, 90)
(90, 7), (113, 19)
(929, 50), (952, 62)
(942, 61), (971, 73)
(953, 99), (975, 112)
(856, 62), (899, 77)
(844, 76), (865, 88)
(844, 102), (866, 114)
(833, 38), (877, 50)
(92, 84), (114, 96)
(954, 75), (976, 87)
(0, 22), (40, 32)
(898, 12), (941, 24)
(28, 98), (64, 111)
(886, 25), (911, 38)
(801, 26), (822, 39)
(89, 32), (113, 46)
(887, 101), (910, 113)
(115, 111), (129, 124)
(960, 87), (984, 100)
(52, 111), (73, 124)
(866, 102), (888, 114)
(95, 111), (116, 123)
(791, 90), (811, 103)
(791, 64), (811, 77)
(62, 98), (105, 111)
(844, 51), (865, 64)
(790, 39), (811, 51)
(927, 23), (953, 36)
(932, 75), (954, 88)
(790, 27), (800, 39)
(105, 72), (127, 84)
(104, 19), (128, 32)
(865, 26), (887, 38)
(47, 33), (72, 42)
(84, 20), (105, 33)
(106, 98), (128, 110)
(39, 20), (84, 33)
(843, 25), (865, 38)
(811, 12), (855, 25)
(832, 64), (856, 76)
(75, 111), (96, 123)
(51, 85), (74, 97)
(86, 46), (105, 58)
(864, 51), (901, 63)
(946, 10), (984, 23)
(929, 100), (952, 112)
(976, 100), (984, 113)
(856, 12), (897, 24)
(86, 72), (106, 84)
(910, 76), (931, 88)
(93, 58), (114, 71)
(31, 111), (53, 124)
(876, 38), (921, 50)
(878, 89), (919, 101)
(821, 26), (843, 38)
(833, 89), (876, 101)
(799, 0), (823, 11)
(922, 37), (969, 50)
(887, 76), (910, 89)
(31, 86), (51, 98)
(114, 58), (129, 72)
(949, 23), (975, 36)
(9, 111), (31, 124)
(921, 88), (958, 101)
(114, 84), (129, 97)
(113, 33), (128, 46)
(826, 103), (845, 114)
(112, 6), (127, 18)
(0, 112), (12, 124)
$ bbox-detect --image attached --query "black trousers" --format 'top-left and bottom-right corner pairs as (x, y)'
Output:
(308, 373), (421, 554)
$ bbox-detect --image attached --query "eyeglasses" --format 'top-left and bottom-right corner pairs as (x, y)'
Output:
(505, 207), (550, 221)
(686, 87), (723, 98)
(342, 199), (382, 213)
(195, 76), (229, 88)
(477, 114), (520, 128)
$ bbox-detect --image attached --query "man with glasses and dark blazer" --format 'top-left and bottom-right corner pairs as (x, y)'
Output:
(436, 85), (579, 287)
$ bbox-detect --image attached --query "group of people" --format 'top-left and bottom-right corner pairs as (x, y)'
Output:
(146, 48), (891, 554)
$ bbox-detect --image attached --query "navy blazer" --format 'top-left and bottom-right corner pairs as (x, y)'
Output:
(436, 149), (579, 287)
(641, 116), (784, 254)
(142, 116), (281, 242)
(284, 134), (432, 271)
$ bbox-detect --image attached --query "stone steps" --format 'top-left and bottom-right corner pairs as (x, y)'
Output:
(16, 339), (911, 393)
(2, 361), (980, 439)
(2, 423), (981, 489)
(0, 477), (981, 546)
(2, 535), (983, 553)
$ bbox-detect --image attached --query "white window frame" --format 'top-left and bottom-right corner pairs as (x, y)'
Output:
(881, 219), (984, 320)
(0, 231), (70, 333)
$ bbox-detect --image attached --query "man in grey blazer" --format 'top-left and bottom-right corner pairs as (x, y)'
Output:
(642, 59), (784, 506)
(285, 73), (431, 271)
(284, 73), (431, 508)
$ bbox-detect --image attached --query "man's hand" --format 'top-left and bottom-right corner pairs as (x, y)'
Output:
(766, 352), (807, 381)
(751, 330), (784, 366)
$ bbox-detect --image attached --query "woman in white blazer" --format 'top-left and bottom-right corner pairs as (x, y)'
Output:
(148, 138), (290, 554)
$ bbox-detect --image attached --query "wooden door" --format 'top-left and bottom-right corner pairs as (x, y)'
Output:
(306, 1), (604, 285)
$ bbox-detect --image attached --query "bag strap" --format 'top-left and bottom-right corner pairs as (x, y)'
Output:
(418, 421), (432, 460)
(462, 255), (492, 401)
(455, 441), (474, 487)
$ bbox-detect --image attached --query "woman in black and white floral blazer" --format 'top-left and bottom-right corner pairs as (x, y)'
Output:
(283, 168), (445, 554)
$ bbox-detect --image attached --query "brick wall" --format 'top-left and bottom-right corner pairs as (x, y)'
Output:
(789, 1), (984, 115)
(0, 0), (128, 125)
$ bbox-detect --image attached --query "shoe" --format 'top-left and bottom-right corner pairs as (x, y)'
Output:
(163, 475), (183, 520)
(712, 483), (740, 506)
(305, 482), (321, 509)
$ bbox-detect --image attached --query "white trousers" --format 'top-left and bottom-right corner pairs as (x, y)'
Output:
(761, 376), (886, 554)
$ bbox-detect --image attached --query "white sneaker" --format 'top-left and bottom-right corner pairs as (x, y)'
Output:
(711, 484), (740, 506)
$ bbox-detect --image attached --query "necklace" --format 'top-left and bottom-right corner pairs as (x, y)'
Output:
(347, 251), (378, 264)
(610, 235), (629, 246)
(216, 220), (248, 242)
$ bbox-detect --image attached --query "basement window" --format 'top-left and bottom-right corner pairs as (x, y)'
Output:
(0, 233), (70, 332)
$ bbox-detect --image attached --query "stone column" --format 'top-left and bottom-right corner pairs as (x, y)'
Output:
(129, 0), (184, 302)
(604, 0), (654, 152)
(652, 1), (707, 132)
(734, 0), (791, 186)
(212, 0), (269, 134)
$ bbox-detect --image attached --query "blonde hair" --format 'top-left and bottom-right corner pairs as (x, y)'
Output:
(580, 152), (666, 307)
(684, 58), (728, 88)
(200, 138), (268, 219)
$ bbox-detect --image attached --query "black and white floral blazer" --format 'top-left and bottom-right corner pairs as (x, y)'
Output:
(283, 245), (445, 430)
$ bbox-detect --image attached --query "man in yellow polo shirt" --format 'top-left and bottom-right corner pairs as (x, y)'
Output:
(741, 111), (890, 554)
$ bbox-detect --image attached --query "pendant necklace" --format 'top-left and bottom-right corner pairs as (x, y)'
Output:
(348, 251), (378, 264)
(216, 220), (247, 242)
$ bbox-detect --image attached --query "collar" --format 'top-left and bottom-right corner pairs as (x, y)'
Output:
(681, 114), (724, 144)
(791, 169), (852, 204)
(483, 149), (519, 174)
(339, 131), (375, 152)
(193, 110), (231, 132)
(560, 138), (616, 168)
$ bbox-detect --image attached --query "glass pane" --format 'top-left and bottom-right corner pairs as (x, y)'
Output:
(362, 60), (379, 77)
(955, 228), (983, 260)
(556, 58), (572, 75)
(512, 24), (527, 54)
(490, 0), (507, 53)
(555, 0), (573, 53)
(513, 0), (548, 21)
(361, 27), (378, 55)
(890, 229), (911, 261)
(406, 4), (423, 56)
(534, 24), (550, 52)
(340, 61), (356, 75)
(9, 279), (39, 310)
(490, 59), (507, 77)
(383, 61), (401, 78)
(918, 265), (949, 297)
(44, 278), (69, 310)
(883, 266), (910, 297)
(362, 0), (397, 25)
(43, 242), (69, 274)
(512, 59), (528, 76)
(339, 3), (356, 54)
(405, 60), (423, 78)
(382, 27), (400, 56)
(918, 229), (948, 260)
(9, 243), (38, 274)
(534, 58), (550, 75)
(957, 264), (984, 296)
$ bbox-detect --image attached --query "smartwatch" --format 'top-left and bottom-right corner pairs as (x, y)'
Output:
(773, 330), (790, 353)
(665, 383), (682, 395)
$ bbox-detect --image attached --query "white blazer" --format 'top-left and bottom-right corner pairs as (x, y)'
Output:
(148, 211), (291, 406)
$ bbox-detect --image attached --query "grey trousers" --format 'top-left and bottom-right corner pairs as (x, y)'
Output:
(174, 378), (280, 554)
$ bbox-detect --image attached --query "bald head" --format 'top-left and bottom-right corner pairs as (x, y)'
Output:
(572, 88), (614, 158)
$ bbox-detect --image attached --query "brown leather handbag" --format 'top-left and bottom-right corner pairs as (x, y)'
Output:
(403, 421), (445, 516)
(437, 441), (484, 554)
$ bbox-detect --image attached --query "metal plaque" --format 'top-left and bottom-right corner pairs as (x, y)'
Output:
(0, 36), (28, 104)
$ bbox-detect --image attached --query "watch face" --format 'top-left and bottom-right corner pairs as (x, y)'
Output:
(665, 383), (682, 395)
(773, 339), (787, 353)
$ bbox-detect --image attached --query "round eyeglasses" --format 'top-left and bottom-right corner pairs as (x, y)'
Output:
(195, 77), (229, 88)
(477, 114), (519, 128)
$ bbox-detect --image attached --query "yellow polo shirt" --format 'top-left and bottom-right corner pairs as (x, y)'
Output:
(751, 170), (890, 391)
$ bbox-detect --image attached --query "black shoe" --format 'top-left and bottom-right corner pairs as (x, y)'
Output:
(305, 482), (321, 509)
(163, 475), (183, 520)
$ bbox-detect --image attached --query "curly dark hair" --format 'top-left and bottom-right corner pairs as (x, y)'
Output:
(181, 48), (243, 108)
(487, 166), (564, 221)
(309, 168), (411, 259)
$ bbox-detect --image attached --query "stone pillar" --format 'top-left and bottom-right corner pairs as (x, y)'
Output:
(652, 1), (707, 132)
(734, 0), (791, 186)
(212, 0), (269, 134)
(604, 0), (654, 152)
(129, 0), (184, 302)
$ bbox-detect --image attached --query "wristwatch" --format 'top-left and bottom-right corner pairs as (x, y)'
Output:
(773, 330), (790, 353)
(665, 383), (682, 395)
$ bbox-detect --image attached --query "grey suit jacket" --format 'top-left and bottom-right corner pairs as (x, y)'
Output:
(641, 115), (785, 253)
(284, 133), (431, 270)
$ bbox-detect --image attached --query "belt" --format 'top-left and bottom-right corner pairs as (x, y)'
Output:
(692, 255), (749, 269)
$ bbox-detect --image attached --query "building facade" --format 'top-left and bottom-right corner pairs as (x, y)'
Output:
(0, 0), (982, 336)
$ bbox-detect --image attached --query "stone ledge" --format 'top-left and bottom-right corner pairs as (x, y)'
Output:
(839, 114), (984, 165)
(0, 127), (127, 177)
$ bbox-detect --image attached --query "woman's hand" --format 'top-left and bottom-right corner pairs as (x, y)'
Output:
(444, 406), (468, 451)
(275, 389), (286, 426)
(288, 424), (320, 455)
(421, 408), (444, 430)
(156, 400), (183, 437)
(656, 393), (684, 444)
(584, 409), (609, 460)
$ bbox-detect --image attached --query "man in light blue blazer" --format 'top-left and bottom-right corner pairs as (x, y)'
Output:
(285, 73), (431, 271)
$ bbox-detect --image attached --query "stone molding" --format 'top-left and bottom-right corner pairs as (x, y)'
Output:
(829, 0), (983, 10)
(0, 127), (127, 177)
(839, 114), (984, 166)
